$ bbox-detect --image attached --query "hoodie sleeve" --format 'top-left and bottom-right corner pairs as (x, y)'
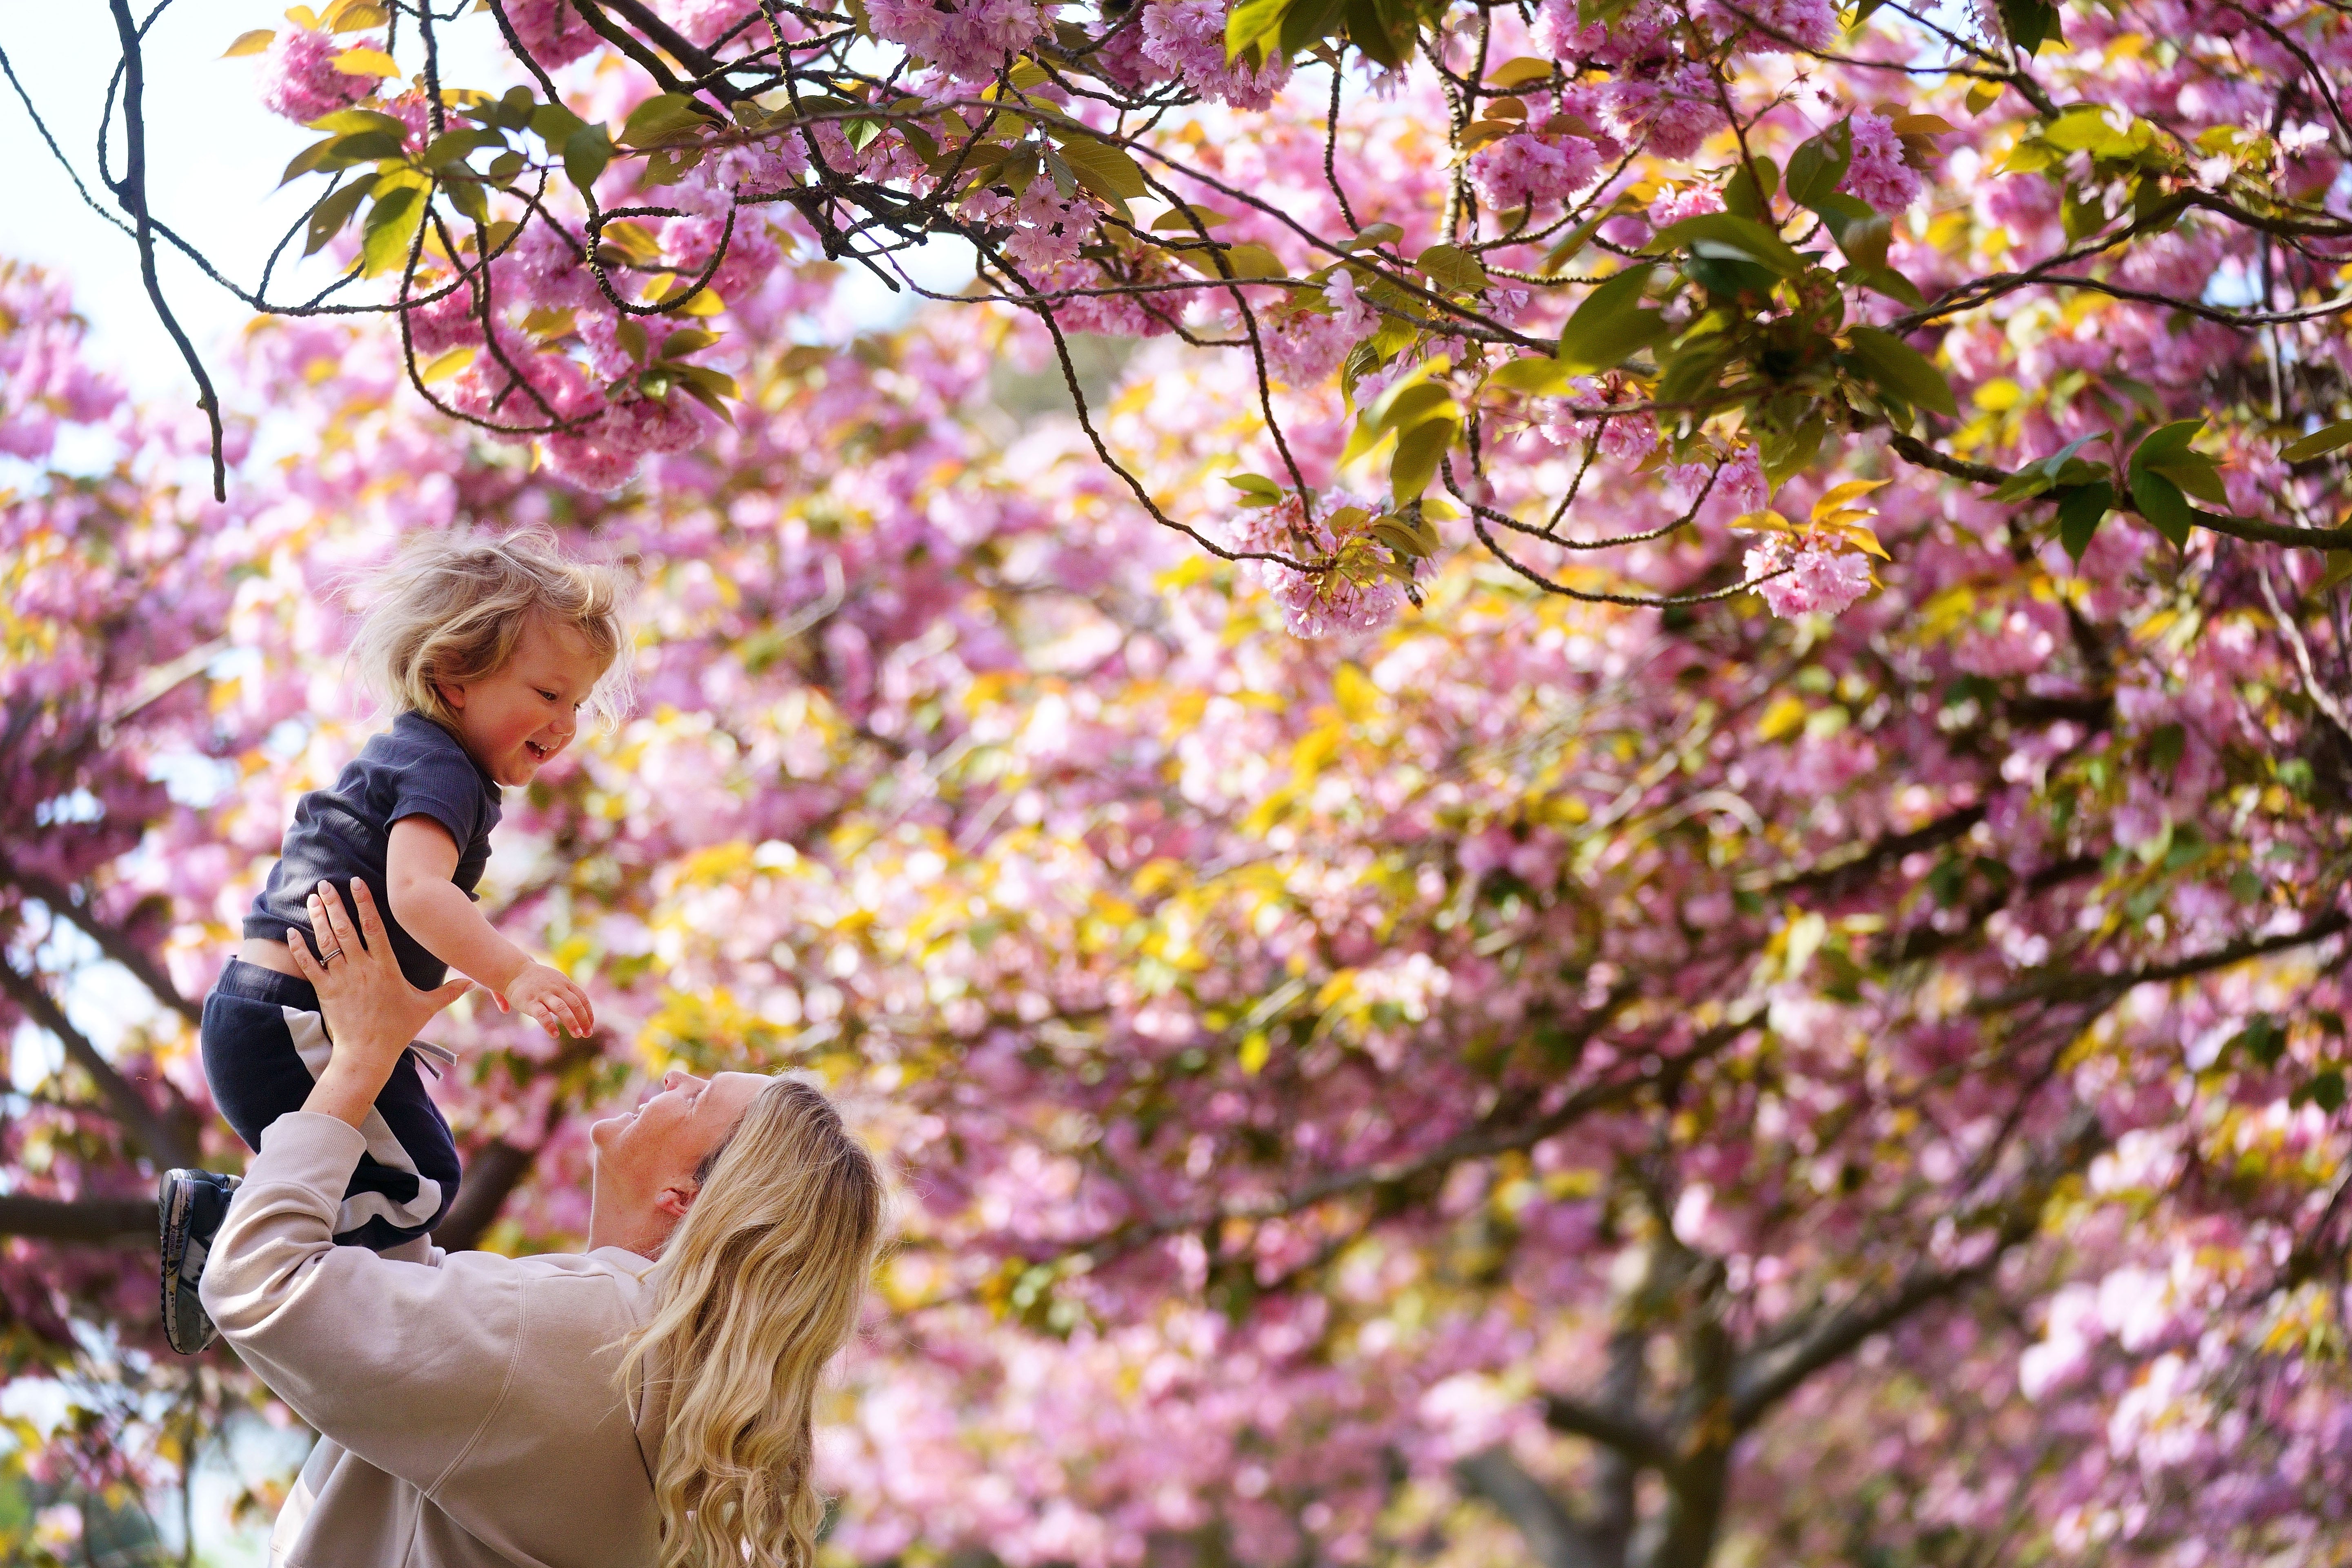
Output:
(200, 1112), (526, 1495)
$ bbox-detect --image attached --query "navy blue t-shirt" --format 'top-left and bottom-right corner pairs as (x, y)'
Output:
(245, 712), (503, 990)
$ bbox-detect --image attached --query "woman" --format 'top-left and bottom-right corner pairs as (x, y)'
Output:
(200, 880), (885, 1567)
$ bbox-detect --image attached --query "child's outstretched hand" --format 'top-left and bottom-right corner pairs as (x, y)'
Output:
(501, 962), (594, 1038)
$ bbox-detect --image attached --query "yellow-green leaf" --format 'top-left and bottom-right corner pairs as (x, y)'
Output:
(1390, 416), (1459, 500)
(223, 28), (276, 57)
(1415, 243), (1489, 294)
(419, 345), (475, 383)
(331, 46), (399, 77)
(2281, 420), (2352, 463)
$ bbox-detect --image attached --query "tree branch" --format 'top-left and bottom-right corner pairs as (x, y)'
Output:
(104, 0), (226, 500)
(0, 1193), (154, 1245)
(1541, 1392), (1679, 1473)
(1971, 910), (2350, 1014)
(0, 855), (200, 1025)
(0, 960), (196, 1171)
(1455, 1448), (1616, 1568)
(1728, 1111), (2103, 1428)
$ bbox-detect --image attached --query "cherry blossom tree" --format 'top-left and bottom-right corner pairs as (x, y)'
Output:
(11, 0), (2352, 628)
(8, 203), (2352, 1567)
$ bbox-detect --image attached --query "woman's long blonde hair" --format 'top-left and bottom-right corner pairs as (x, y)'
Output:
(622, 1078), (885, 1568)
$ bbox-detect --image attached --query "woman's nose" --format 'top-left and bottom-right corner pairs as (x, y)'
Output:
(662, 1068), (689, 1091)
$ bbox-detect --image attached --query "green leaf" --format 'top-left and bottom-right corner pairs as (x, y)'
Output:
(2320, 550), (2352, 594)
(2128, 467), (2194, 547)
(2056, 479), (2112, 560)
(1225, 0), (1290, 62)
(1488, 357), (1578, 395)
(282, 137), (343, 186)
(621, 93), (717, 149)
(531, 101), (589, 144)
(1390, 416), (1459, 501)
(310, 108), (411, 139)
(660, 327), (719, 358)
(1415, 243), (1490, 293)
(565, 124), (614, 193)
(1486, 56), (1554, 88)
(1154, 204), (1236, 231)
(488, 85), (538, 131)
(1723, 156), (1780, 220)
(420, 128), (501, 169)
(1345, 220), (1403, 249)
(1556, 263), (1665, 374)
(1341, 0), (1405, 71)
(326, 129), (408, 163)
(445, 176), (491, 226)
(1832, 211), (1892, 272)
(2128, 418), (2205, 474)
(2295, 1068), (2345, 1114)
(1785, 119), (1854, 211)
(302, 180), (371, 256)
(1996, 0), (2062, 54)
(1647, 211), (1805, 278)
(1372, 383), (1456, 432)
(616, 316), (650, 363)
(2282, 420), (2352, 462)
(2232, 1014), (2285, 1068)
(1856, 265), (1925, 307)
(1054, 136), (1148, 218)
(358, 186), (427, 278)
(1990, 432), (2100, 500)
(1219, 242), (1286, 278)
(2147, 454), (2227, 506)
(2041, 104), (2138, 157)
(1278, 0), (1347, 55)
(1845, 326), (1957, 416)
(1225, 472), (1285, 503)
(1042, 146), (1079, 199)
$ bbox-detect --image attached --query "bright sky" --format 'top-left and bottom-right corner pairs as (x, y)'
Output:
(0, 2), (967, 410)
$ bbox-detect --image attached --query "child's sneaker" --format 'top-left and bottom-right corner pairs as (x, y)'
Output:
(159, 1169), (240, 1354)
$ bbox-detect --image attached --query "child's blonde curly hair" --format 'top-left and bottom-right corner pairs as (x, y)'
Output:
(348, 527), (635, 731)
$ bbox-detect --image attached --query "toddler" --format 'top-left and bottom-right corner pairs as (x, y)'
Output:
(160, 527), (630, 1354)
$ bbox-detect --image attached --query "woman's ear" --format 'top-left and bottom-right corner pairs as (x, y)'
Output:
(436, 679), (467, 712)
(654, 1180), (700, 1223)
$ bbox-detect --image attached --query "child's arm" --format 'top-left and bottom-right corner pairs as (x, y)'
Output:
(385, 816), (594, 1038)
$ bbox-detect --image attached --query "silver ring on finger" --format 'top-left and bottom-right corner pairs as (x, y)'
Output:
(318, 946), (345, 966)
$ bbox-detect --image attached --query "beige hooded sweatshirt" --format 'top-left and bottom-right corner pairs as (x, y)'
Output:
(201, 1111), (672, 1567)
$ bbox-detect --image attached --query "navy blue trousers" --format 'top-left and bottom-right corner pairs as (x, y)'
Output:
(200, 959), (460, 1250)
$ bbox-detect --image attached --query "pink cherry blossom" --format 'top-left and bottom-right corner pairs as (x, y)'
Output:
(1602, 62), (1728, 159)
(1229, 487), (1406, 636)
(497, 0), (605, 69)
(1843, 109), (1923, 213)
(1467, 133), (1603, 211)
(1744, 534), (1876, 616)
(1140, 0), (1293, 109)
(257, 26), (380, 125)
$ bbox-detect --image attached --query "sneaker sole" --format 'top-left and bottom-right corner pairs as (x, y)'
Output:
(158, 1170), (212, 1355)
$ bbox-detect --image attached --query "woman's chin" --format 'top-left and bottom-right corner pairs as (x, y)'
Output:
(588, 1110), (635, 1146)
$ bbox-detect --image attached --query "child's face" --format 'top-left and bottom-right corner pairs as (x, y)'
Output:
(436, 616), (607, 787)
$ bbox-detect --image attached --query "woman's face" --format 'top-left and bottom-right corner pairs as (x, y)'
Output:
(591, 1068), (771, 1201)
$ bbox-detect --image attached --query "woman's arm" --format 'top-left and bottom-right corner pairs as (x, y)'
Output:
(283, 878), (474, 1125)
(204, 883), (524, 1489)
(387, 816), (594, 1037)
